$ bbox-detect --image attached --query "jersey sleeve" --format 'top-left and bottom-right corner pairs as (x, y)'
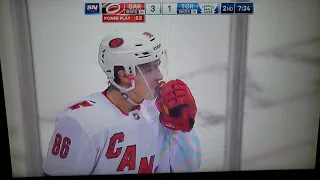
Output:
(166, 128), (202, 172)
(43, 115), (97, 176)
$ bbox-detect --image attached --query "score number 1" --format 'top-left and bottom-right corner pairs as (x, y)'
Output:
(163, 3), (177, 14)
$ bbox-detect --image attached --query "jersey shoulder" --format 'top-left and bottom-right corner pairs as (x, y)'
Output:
(56, 92), (120, 137)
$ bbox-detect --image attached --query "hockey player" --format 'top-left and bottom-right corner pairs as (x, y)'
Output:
(43, 30), (201, 176)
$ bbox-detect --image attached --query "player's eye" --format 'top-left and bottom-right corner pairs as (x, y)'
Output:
(145, 65), (159, 73)
(146, 68), (153, 72)
(155, 59), (161, 66)
(139, 60), (161, 73)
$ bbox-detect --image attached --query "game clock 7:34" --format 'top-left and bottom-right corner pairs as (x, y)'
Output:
(234, 3), (254, 14)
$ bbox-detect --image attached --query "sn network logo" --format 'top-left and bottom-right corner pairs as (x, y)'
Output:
(85, 3), (100, 15)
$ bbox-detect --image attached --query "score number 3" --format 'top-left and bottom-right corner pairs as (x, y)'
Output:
(51, 133), (71, 159)
(151, 5), (155, 12)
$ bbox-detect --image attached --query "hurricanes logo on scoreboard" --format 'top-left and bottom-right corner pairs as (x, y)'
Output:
(101, 3), (145, 23)
(102, 3), (125, 14)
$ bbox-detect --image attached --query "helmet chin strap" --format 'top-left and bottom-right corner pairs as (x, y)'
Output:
(120, 90), (140, 106)
(118, 66), (154, 107)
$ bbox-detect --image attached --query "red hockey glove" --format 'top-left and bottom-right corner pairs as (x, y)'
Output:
(155, 79), (197, 132)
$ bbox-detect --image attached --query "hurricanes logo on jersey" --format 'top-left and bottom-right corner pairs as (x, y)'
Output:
(68, 100), (96, 110)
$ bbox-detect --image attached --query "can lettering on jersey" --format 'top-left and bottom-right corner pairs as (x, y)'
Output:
(105, 131), (157, 173)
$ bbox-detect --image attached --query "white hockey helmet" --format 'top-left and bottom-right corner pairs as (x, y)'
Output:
(98, 30), (167, 92)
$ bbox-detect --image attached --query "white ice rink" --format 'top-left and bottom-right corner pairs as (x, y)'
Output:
(1, 0), (319, 177)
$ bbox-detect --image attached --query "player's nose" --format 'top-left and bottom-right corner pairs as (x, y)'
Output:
(154, 68), (163, 81)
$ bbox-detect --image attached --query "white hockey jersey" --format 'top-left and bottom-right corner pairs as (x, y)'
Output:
(43, 92), (201, 176)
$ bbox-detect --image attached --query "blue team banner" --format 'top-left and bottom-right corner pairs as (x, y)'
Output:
(177, 3), (198, 14)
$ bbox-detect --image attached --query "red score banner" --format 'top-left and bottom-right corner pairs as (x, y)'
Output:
(102, 14), (145, 23)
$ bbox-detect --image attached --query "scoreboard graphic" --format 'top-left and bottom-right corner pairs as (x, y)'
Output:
(102, 3), (145, 22)
(176, 3), (219, 14)
(85, 2), (254, 23)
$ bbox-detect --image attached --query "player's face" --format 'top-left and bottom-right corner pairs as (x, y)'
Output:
(134, 60), (163, 100)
